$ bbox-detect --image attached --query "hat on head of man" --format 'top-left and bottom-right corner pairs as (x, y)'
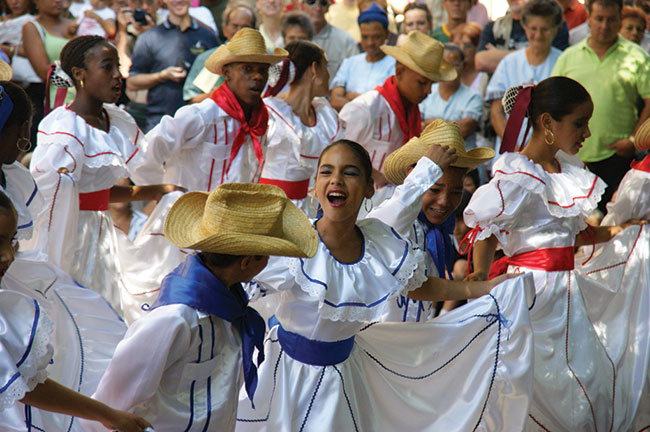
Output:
(358, 2), (388, 29)
(381, 31), (457, 82)
(383, 119), (494, 185)
(164, 183), (318, 258)
(206, 28), (288, 75)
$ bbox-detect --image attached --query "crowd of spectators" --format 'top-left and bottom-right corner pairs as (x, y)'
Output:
(2, 0), (648, 220)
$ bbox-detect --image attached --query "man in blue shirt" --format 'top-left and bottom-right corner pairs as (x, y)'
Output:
(127, 0), (219, 131)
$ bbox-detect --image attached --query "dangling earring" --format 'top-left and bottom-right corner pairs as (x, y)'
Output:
(16, 137), (32, 153)
(80, 79), (84, 89)
(364, 198), (373, 213)
(544, 128), (555, 146)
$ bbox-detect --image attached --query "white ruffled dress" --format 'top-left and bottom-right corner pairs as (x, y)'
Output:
(1, 160), (126, 431)
(261, 97), (340, 214)
(236, 218), (537, 431)
(31, 105), (145, 314)
(465, 152), (650, 431)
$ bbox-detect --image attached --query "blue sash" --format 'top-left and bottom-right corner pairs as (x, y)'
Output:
(277, 324), (355, 366)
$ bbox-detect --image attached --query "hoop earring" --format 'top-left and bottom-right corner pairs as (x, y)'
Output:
(17, 137), (32, 153)
(544, 128), (555, 146)
(364, 198), (373, 213)
(80, 79), (84, 89)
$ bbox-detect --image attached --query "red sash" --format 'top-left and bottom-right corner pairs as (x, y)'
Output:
(375, 76), (421, 144)
(488, 246), (574, 279)
(258, 178), (310, 200)
(79, 189), (110, 211)
(210, 84), (269, 174)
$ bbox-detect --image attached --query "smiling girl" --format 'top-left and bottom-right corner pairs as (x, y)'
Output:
(30, 36), (181, 314)
(464, 76), (650, 430)
(234, 139), (537, 431)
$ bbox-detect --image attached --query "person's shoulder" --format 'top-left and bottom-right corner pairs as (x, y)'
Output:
(327, 24), (356, 43)
(618, 37), (650, 58)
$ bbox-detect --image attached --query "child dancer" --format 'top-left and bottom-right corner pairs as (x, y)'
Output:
(369, 119), (494, 321)
(236, 139), (537, 431)
(86, 183), (319, 432)
(464, 77), (649, 430)
(0, 191), (152, 432)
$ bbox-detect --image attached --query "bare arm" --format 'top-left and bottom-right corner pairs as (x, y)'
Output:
(490, 99), (507, 138)
(22, 21), (50, 81)
(126, 66), (187, 91)
(109, 184), (185, 203)
(330, 86), (349, 111)
(475, 48), (515, 74)
(408, 273), (514, 301)
(85, 10), (116, 37)
(465, 235), (498, 281)
(21, 379), (151, 432)
(574, 221), (647, 248)
(455, 118), (478, 138)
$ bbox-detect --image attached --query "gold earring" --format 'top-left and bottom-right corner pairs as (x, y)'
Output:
(16, 137), (32, 153)
(80, 79), (84, 89)
(544, 128), (555, 146)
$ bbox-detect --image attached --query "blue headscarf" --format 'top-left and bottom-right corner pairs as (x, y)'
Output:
(417, 211), (455, 280)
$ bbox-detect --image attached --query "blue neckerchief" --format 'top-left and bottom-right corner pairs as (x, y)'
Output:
(151, 254), (266, 407)
(417, 211), (455, 280)
(0, 86), (15, 134)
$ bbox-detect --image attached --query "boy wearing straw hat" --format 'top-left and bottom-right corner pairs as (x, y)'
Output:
(132, 28), (288, 193)
(340, 31), (456, 198)
(368, 119), (494, 322)
(88, 183), (318, 432)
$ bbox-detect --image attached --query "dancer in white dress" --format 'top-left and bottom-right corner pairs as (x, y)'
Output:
(0, 191), (152, 432)
(261, 40), (340, 214)
(464, 77), (650, 431)
(30, 36), (180, 314)
(369, 119), (494, 322)
(236, 139), (537, 431)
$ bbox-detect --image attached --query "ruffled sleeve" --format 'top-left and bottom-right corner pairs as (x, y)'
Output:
(287, 218), (427, 322)
(0, 292), (53, 410)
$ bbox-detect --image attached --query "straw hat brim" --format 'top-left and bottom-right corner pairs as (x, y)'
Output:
(205, 45), (289, 75)
(164, 191), (318, 258)
(0, 60), (12, 81)
(381, 45), (457, 82)
(384, 142), (495, 185)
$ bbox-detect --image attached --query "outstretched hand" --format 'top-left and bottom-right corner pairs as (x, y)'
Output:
(101, 408), (152, 432)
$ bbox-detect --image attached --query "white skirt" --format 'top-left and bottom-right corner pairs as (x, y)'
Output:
(236, 274), (536, 432)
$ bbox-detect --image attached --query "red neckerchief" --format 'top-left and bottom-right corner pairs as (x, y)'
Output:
(375, 76), (421, 144)
(631, 153), (650, 173)
(209, 83), (269, 173)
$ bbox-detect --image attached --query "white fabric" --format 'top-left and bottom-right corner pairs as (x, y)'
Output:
(31, 104), (145, 313)
(368, 157), (444, 322)
(135, 98), (268, 191)
(76, 6), (116, 37)
(0, 14), (40, 84)
(87, 304), (242, 432)
(330, 53), (396, 94)
(237, 258), (536, 431)
(602, 162), (650, 225)
(485, 48), (562, 156)
(464, 152), (648, 430)
(0, 290), (53, 411)
(262, 97), (340, 212)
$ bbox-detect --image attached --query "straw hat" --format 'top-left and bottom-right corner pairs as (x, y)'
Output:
(383, 119), (495, 185)
(634, 116), (650, 151)
(0, 59), (12, 81)
(381, 31), (456, 82)
(205, 28), (288, 75)
(164, 183), (318, 258)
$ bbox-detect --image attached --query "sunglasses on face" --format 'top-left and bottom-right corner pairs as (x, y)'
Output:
(303, 0), (329, 7)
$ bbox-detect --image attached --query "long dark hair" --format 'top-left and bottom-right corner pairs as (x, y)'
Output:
(528, 77), (592, 130)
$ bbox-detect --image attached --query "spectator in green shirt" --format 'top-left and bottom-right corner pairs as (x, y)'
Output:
(552, 0), (650, 213)
(432, 0), (472, 43)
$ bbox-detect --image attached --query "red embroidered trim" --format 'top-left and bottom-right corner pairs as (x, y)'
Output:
(119, 278), (160, 296)
(63, 146), (77, 172)
(124, 148), (139, 165)
(584, 225), (643, 275)
(528, 414), (552, 432)
(38, 130), (122, 159)
(207, 158), (215, 191)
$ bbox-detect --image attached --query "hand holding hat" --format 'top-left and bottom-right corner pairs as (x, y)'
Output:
(383, 119), (495, 185)
(164, 183), (318, 258)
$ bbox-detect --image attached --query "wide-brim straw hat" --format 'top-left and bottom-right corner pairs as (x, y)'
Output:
(164, 183), (318, 258)
(634, 116), (650, 151)
(0, 59), (12, 81)
(381, 31), (456, 82)
(205, 28), (288, 75)
(383, 119), (495, 185)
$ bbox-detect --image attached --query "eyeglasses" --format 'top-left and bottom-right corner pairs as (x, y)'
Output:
(303, 0), (330, 7)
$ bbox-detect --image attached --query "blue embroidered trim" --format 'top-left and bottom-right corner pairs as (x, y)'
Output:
(299, 367), (325, 432)
(332, 365), (359, 432)
(208, 316), (215, 359)
(237, 345), (284, 423)
(184, 380), (196, 432)
(391, 242), (408, 276)
(202, 376), (212, 432)
(26, 183), (38, 207)
(197, 324), (203, 363)
(17, 220), (33, 231)
(16, 299), (40, 368)
(314, 220), (366, 265)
